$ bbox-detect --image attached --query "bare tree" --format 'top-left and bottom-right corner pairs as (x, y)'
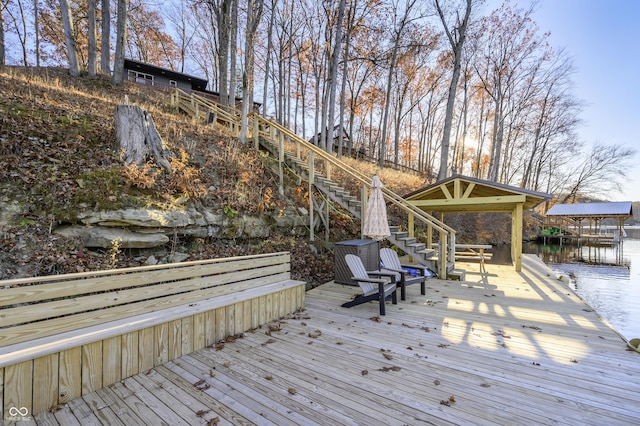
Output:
(59, 0), (80, 75)
(33, 0), (40, 66)
(435, 0), (472, 181)
(379, 0), (419, 167)
(561, 144), (636, 202)
(111, 0), (127, 84)
(101, 0), (110, 73)
(0, 0), (6, 66)
(240, 0), (264, 143)
(88, 0), (96, 74)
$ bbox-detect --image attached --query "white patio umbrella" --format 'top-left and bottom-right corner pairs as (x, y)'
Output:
(362, 174), (391, 241)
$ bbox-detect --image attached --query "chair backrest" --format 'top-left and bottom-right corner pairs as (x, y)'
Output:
(379, 248), (402, 281)
(345, 254), (375, 295)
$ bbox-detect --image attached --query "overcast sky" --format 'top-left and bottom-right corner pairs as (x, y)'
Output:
(494, 0), (640, 202)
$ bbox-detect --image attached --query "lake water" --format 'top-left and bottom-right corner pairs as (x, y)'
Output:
(525, 236), (640, 341)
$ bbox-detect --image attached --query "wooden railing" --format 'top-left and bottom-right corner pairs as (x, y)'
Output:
(171, 89), (457, 278)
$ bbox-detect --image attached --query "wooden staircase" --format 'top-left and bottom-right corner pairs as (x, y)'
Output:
(171, 89), (458, 278)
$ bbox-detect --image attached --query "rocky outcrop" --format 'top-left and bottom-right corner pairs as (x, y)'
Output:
(53, 206), (308, 248)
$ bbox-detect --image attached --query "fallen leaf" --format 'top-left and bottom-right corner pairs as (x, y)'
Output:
(288, 388), (297, 395)
(361, 370), (369, 376)
(370, 316), (382, 322)
(265, 375), (273, 380)
(223, 361), (230, 368)
(449, 395), (456, 403)
(208, 417), (220, 425)
(383, 353), (393, 360)
(434, 379), (441, 385)
(480, 383), (491, 388)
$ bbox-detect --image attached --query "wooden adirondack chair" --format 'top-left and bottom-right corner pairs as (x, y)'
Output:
(379, 248), (428, 301)
(341, 254), (398, 315)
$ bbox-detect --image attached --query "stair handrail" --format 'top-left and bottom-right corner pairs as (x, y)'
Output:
(172, 90), (456, 275)
(249, 114), (457, 273)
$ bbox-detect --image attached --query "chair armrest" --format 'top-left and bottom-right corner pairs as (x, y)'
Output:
(366, 270), (397, 283)
(351, 276), (387, 284)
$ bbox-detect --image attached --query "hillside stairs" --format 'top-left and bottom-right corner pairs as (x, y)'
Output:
(170, 89), (458, 278)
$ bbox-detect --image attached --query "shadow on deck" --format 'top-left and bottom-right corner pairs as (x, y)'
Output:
(30, 255), (640, 425)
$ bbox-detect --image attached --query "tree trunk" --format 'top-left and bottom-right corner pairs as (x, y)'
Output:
(59, 0), (80, 76)
(100, 0), (110, 74)
(33, 0), (39, 66)
(435, 0), (472, 181)
(111, 0), (127, 84)
(114, 105), (172, 172)
(0, 2), (5, 67)
(326, 0), (347, 156)
(240, 0), (264, 143)
(88, 0), (97, 75)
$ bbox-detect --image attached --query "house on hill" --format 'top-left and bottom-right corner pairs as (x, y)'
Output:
(124, 59), (261, 112)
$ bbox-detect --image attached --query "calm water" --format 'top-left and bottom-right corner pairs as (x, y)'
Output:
(528, 237), (640, 340)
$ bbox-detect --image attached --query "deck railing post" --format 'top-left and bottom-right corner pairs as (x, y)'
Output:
(309, 152), (315, 242)
(278, 131), (284, 196)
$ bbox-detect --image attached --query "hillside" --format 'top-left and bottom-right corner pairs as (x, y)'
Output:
(0, 67), (527, 286)
(0, 67), (348, 285)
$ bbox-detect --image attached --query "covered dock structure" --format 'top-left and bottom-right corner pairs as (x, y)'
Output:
(543, 201), (633, 244)
(404, 175), (551, 272)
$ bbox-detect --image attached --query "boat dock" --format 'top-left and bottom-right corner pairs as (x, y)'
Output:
(28, 255), (640, 425)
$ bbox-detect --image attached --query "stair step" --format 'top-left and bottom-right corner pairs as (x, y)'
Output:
(416, 249), (436, 258)
(393, 231), (408, 239)
(389, 226), (399, 233)
(398, 237), (416, 244)
(406, 243), (426, 251)
(447, 268), (466, 281)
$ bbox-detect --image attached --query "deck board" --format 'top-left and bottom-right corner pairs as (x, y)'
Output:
(31, 255), (640, 425)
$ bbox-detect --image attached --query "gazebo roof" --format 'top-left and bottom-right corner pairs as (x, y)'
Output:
(405, 175), (551, 212)
(546, 202), (633, 218)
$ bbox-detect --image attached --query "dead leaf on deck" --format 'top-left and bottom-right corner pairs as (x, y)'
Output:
(269, 324), (281, 332)
(288, 387), (297, 395)
(434, 379), (441, 385)
(196, 409), (211, 417)
(570, 359), (578, 363)
(49, 404), (66, 413)
(449, 395), (456, 403)
(378, 366), (401, 372)
(402, 323), (415, 328)
(439, 400), (450, 406)
(383, 353), (393, 360)
(406, 346), (413, 350)
(208, 369), (215, 378)
(522, 325), (542, 331)
(308, 329), (322, 338)
(223, 361), (230, 368)
(262, 338), (277, 346)
(480, 383), (491, 388)
(265, 375), (273, 380)
(438, 344), (450, 348)
(361, 370), (369, 376)
(370, 316), (382, 322)
(208, 416), (220, 425)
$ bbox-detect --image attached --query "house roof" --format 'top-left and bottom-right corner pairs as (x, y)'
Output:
(124, 59), (209, 91)
(546, 202), (633, 218)
(404, 174), (551, 212)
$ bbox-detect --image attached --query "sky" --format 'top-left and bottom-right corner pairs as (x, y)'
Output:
(492, 0), (640, 201)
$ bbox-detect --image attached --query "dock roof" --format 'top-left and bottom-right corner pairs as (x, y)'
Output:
(546, 201), (633, 218)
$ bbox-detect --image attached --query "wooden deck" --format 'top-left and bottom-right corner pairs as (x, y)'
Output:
(24, 255), (640, 425)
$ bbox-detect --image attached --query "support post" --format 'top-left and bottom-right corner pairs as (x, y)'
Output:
(253, 118), (259, 150)
(309, 152), (315, 242)
(361, 185), (368, 238)
(512, 203), (523, 272)
(278, 131), (284, 196)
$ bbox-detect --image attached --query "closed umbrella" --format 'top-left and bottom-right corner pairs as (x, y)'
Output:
(362, 174), (391, 241)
